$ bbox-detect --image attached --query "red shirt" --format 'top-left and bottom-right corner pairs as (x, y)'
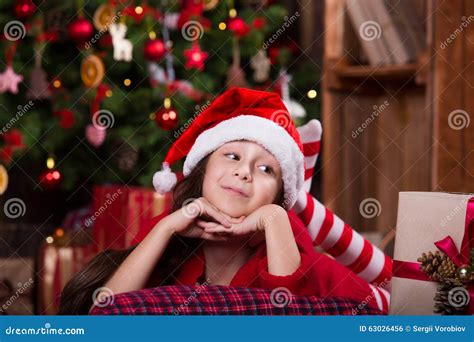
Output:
(132, 210), (382, 311)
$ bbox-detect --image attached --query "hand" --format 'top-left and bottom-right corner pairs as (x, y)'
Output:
(166, 197), (243, 241)
(197, 204), (285, 245)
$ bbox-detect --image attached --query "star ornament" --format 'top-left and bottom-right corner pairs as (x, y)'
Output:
(184, 44), (208, 71)
(0, 66), (24, 94)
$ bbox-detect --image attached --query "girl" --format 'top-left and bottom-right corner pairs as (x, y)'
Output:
(59, 88), (381, 314)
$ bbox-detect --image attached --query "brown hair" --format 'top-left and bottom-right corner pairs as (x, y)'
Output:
(59, 152), (284, 314)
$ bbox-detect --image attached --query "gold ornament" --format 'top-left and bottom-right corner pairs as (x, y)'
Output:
(419, 249), (472, 315)
(0, 165), (8, 195)
(81, 54), (105, 88)
(457, 265), (471, 282)
(93, 4), (116, 31)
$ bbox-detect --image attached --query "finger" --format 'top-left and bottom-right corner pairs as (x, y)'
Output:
(226, 215), (245, 224)
(204, 226), (233, 234)
(195, 220), (221, 229)
(202, 203), (232, 227)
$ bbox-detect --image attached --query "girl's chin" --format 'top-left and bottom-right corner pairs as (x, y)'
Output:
(215, 203), (251, 218)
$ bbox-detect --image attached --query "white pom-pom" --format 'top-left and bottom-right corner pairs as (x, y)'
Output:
(153, 163), (177, 194)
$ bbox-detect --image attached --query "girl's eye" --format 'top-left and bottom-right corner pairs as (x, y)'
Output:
(225, 153), (239, 160)
(258, 165), (273, 174)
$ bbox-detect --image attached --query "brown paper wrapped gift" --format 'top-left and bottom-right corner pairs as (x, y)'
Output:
(0, 257), (34, 315)
(37, 243), (95, 315)
(390, 192), (473, 315)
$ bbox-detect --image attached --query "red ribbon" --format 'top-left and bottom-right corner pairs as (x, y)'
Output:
(393, 197), (474, 314)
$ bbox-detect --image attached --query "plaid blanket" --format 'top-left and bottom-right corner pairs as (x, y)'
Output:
(89, 285), (384, 315)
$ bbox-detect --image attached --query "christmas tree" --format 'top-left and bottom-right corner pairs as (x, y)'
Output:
(0, 0), (319, 193)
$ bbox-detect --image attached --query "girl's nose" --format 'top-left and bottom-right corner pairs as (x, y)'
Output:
(233, 165), (252, 181)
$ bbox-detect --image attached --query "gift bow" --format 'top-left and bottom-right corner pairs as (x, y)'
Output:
(393, 197), (474, 314)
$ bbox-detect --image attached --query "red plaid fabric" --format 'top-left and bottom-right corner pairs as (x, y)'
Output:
(89, 285), (384, 315)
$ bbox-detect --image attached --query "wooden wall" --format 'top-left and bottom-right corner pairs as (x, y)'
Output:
(429, 0), (474, 192)
(321, 0), (473, 236)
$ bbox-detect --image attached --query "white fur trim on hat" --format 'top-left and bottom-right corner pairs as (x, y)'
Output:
(153, 162), (177, 194)
(183, 115), (304, 209)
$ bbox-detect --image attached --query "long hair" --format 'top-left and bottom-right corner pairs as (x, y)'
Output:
(58, 157), (208, 315)
(59, 153), (284, 314)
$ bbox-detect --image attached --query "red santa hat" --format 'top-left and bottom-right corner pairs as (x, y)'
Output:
(153, 87), (305, 209)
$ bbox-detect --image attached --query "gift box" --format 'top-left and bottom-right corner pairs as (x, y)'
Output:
(92, 185), (171, 251)
(0, 257), (34, 315)
(37, 242), (96, 315)
(390, 192), (473, 315)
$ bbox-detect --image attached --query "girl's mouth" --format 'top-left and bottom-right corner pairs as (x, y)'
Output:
(222, 186), (249, 197)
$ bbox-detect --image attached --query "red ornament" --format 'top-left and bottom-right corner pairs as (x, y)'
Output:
(228, 17), (250, 37)
(183, 44), (208, 71)
(39, 169), (61, 189)
(53, 109), (75, 129)
(154, 107), (178, 131)
(144, 39), (166, 61)
(2, 129), (24, 148)
(68, 17), (94, 44)
(14, 0), (36, 20)
(0, 147), (13, 164)
(252, 17), (266, 30)
(85, 124), (106, 147)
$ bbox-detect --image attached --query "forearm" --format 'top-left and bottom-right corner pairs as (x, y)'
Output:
(263, 207), (301, 276)
(102, 219), (174, 296)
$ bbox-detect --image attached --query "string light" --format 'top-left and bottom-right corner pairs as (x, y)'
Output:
(307, 89), (317, 99)
(135, 6), (143, 15)
(148, 31), (156, 39)
(46, 236), (54, 244)
(164, 97), (171, 109)
(124, 78), (131, 86)
(229, 8), (237, 18)
(46, 157), (55, 169)
(53, 80), (61, 88)
(106, 90), (113, 97)
(55, 228), (64, 237)
(218, 22), (226, 30)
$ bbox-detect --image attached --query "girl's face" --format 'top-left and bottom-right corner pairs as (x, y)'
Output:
(202, 141), (283, 217)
